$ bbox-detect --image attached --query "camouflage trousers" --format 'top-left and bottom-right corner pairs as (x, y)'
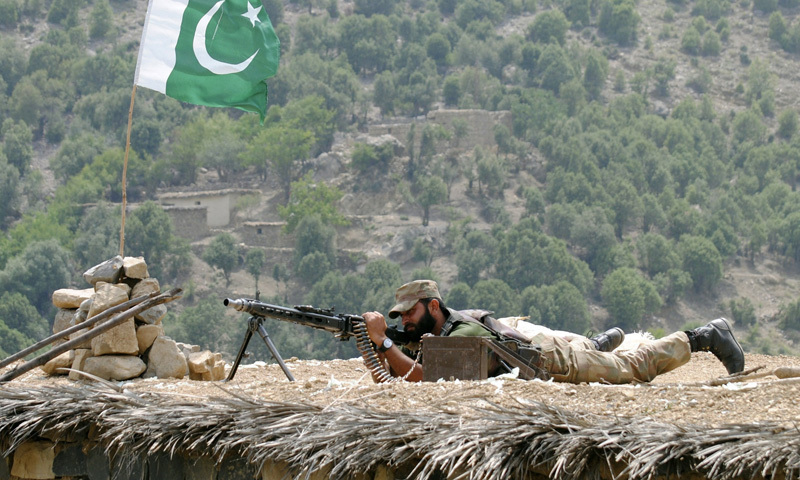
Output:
(537, 332), (691, 384)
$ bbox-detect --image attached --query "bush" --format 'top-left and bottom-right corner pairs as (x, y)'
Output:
(601, 267), (662, 331)
(729, 297), (757, 327)
(598, 0), (640, 46)
(527, 9), (569, 45)
(701, 30), (721, 56)
(778, 109), (798, 139)
(0, 0), (19, 28)
(296, 251), (332, 285)
(681, 27), (701, 55)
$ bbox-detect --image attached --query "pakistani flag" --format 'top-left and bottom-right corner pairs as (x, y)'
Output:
(135, 0), (280, 119)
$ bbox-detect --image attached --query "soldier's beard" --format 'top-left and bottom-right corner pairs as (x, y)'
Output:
(408, 307), (437, 342)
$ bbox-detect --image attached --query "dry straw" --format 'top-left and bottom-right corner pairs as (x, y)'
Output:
(0, 385), (797, 479)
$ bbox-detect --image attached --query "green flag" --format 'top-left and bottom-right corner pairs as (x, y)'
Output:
(135, 0), (280, 119)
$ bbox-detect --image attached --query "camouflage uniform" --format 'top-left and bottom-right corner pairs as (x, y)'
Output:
(536, 331), (691, 383)
(388, 279), (692, 384)
(444, 310), (691, 384)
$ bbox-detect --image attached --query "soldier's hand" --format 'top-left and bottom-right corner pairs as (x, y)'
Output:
(362, 311), (388, 344)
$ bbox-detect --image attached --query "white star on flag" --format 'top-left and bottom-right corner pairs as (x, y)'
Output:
(242, 2), (262, 27)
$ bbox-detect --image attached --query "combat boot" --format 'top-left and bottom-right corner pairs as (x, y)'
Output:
(590, 327), (625, 352)
(686, 318), (745, 374)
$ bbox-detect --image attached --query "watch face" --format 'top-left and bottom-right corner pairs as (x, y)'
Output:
(382, 338), (393, 350)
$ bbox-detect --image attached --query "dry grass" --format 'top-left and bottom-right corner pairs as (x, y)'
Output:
(0, 383), (798, 480)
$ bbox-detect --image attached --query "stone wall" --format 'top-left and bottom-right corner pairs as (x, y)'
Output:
(368, 109), (513, 156)
(238, 222), (293, 249)
(162, 206), (209, 242)
(0, 440), (397, 480)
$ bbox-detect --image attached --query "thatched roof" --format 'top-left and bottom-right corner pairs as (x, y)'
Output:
(0, 384), (797, 480)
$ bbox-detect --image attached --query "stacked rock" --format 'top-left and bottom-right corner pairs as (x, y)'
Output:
(44, 256), (226, 382)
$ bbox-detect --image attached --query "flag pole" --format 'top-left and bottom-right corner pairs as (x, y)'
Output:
(120, 84), (137, 257)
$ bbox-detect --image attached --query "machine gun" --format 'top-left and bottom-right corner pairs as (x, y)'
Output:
(223, 298), (394, 383)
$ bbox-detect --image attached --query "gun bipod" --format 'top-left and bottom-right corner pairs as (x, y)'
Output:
(225, 315), (295, 382)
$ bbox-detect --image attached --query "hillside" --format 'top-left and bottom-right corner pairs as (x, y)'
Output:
(3, 0), (800, 364)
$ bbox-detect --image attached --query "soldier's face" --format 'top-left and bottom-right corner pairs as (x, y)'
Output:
(401, 301), (436, 340)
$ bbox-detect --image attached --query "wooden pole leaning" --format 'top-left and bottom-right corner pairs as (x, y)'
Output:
(0, 291), (162, 371)
(0, 288), (182, 384)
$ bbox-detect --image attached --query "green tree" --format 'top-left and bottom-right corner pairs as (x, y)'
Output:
(413, 175), (448, 226)
(0, 239), (72, 315)
(534, 44), (576, 93)
(454, 0), (504, 29)
(569, 206), (617, 275)
(50, 131), (105, 181)
(496, 220), (594, 293)
(528, 9), (569, 45)
(0, 0), (19, 28)
(426, 33), (451, 65)
(445, 282), (471, 310)
(565, 0), (591, 26)
(73, 203), (121, 268)
(350, 142), (394, 173)
(455, 230), (497, 286)
(293, 215), (337, 270)
(337, 14), (396, 73)
(470, 278), (519, 318)
(89, 0), (113, 39)
(124, 201), (175, 278)
(520, 281), (590, 333)
(0, 319), (31, 358)
(769, 11), (786, 42)
(0, 291), (48, 341)
(354, 0), (398, 16)
(583, 50), (609, 101)
(778, 109), (798, 139)
(746, 60), (775, 116)
(607, 178), (643, 238)
(475, 151), (506, 197)
(636, 233), (679, 277)
(678, 235), (723, 292)
(164, 296), (233, 354)
(203, 233), (239, 287)
(681, 26), (701, 55)
(753, 0), (778, 13)
(281, 95), (337, 157)
(245, 248), (267, 294)
(296, 251), (332, 285)
(601, 267), (662, 331)
(0, 156), (20, 228)
(198, 114), (246, 182)
(1, 119), (33, 174)
(277, 173), (348, 233)
(598, 0), (640, 46)
(244, 124), (313, 201)
(373, 72), (396, 116)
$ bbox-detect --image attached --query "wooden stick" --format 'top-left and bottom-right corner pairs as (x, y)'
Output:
(119, 84), (137, 257)
(0, 290), (162, 370)
(0, 288), (182, 384)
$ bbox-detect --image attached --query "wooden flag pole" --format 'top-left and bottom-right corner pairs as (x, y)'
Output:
(120, 85), (138, 257)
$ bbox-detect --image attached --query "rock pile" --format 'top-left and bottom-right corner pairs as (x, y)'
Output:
(44, 256), (226, 382)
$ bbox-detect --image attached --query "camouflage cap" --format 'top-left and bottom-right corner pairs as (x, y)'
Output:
(388, 280), (442, 319)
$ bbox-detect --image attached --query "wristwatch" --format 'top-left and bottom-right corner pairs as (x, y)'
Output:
(378, 337), (393, 353)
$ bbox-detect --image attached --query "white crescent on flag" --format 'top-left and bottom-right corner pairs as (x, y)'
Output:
(193, 0), (259, 75)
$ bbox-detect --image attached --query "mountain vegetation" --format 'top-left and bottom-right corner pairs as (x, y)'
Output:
(2, 0), (800, 362)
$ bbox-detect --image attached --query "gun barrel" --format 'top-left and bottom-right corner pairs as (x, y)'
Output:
(223, 298), (358, 339)
(223, 298), (247, 311)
